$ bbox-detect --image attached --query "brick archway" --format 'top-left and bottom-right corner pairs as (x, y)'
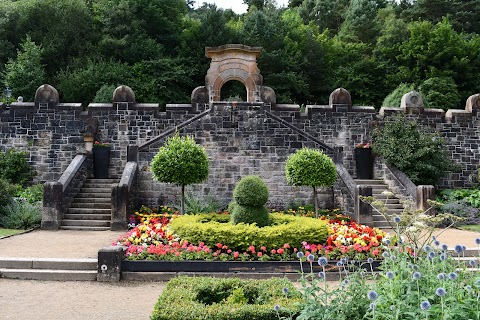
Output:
(205, 44), (263, 103)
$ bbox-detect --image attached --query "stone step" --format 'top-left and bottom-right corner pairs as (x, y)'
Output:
(73, 198), (112, 203)
(355, 179), (385, 185)
(67, 208), (111, 215)
(76, 192), (111, 198)
(59, 226), (111, 231)
(85, 179), (118, 184)
(374, 221), (392, 229)
(69, 202), (111, 209)
(385, 203), (404, 209)
(64, 214), (111, 221)
(61, 220), (110, 227)
(0, 258), (97, 270)
(81, 187), (111, 193)
(0, 268), (97, 281)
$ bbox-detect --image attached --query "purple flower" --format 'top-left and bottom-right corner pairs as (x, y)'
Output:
(454, 245), (464, 254)
(469, 259), (476, 267)
(441, 244), (448, 251)
(318, 271), (325, 279)
(297, 252), (304, 259)
(420, 300), (431, 311)
(386, 271), (395, 279)
(433, 240), (440, 247)
(475, 238), (480, 245)
(317, 256), (328, 266)
(437, 273), (446, 281)
(440, 253), (447, 261)
(367, 258), (374, 264)
(282, 287), (289, 295)
(448, 272), (458, 281)
(367, 290), (378, 301)
(274, 305), (281, 312)
(435, 287), (446, 297)
(393, 216), (401, 223)
(307, 254), (315, 262)
(412, 272), (421, 280)
(423, 245), (432, 253)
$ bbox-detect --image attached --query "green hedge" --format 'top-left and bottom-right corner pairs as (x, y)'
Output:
(169, 213), (328, 251)
(151, 276), (301, 320)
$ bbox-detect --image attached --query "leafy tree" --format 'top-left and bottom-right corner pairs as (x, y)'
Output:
(285, 148), (337, 218)
(373, 116), (454, 185)
(150, 134), (209, 214)
(298, 0), (350, 34)
(338, 0), (382, 44)
(419, 76), (460, 110)
(382, 83), (415, 108)
(3, 36), (45, 102)
(0, 148), (34, 186)
(93, 84), (117, 103)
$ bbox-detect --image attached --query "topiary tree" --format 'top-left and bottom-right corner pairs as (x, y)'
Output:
(285, 148), (337, 218)
(231, 175), (270, 227)
(150, 134), (209, 214)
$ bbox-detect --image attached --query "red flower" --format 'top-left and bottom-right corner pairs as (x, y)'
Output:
(248, 245), (256, 253)
(216, 243), (222, 249)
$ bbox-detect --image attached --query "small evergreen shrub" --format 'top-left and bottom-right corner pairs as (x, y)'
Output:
(1, 198), (42, 229)
(0, 148), (34, 186)
(169, 213), (328, 251)
(0, 178), (17, 210)
(373, 116), (454, 185)
(419, 76), (461, 110)
(381, 83), (415, 108)
(231, 205), (270, 227)
(233, 176), (269, 207)
(151, 276), (301, 320)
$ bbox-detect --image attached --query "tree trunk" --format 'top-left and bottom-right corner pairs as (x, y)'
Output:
(181, 184), (185, 215)
(313, 186), (318, 219)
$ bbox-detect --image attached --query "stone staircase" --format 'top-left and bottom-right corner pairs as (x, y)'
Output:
(60, 178), (117, 231)
(0, 257), (97, 281)
(355, 179), (405, 229)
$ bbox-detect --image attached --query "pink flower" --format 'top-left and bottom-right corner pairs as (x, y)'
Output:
(248, 245), (256, 253)
(271, 249), (277, 254)
(277, 248), (284, 254)
(372, 249), (379, 256)
(233, 252), (239, 258)
(283, 243), (290, 249)
(257, 252), (263, 257)
(260, 246), (267, 251)
(216, 243), (222, 249)
(227, 249), (232, 254)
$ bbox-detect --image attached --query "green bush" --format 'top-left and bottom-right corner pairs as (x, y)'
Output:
(419, 76), (461, 110)
(1, 198), (42, 229)
(16, 184), (44, 204)
(231, 205), (270, 227)
(381, 83), (415, 108)
(169, 213), (328, 251)
(183, 193), (221, 214)
(0, 148), (34, 186)
(151, 276), (301, 320)
(233, 176), (269, 207)
(373, 116), (454, 185)
(0, 178), (17, 210)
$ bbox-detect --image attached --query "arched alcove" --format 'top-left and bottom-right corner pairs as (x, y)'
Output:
(220, 79), (247, 101)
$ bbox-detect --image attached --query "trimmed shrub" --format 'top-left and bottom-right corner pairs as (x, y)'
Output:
(231, 205), (270, 227)
(419, 76), (461, 110)
(169, 213), (328, 251)
(233, 176), (269, 207)
(373, 116), (454, 185)
(151, 276), (301, 320)
(150, 133), (209, 214)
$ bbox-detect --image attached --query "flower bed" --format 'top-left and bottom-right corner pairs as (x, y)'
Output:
(114, 207), (387, 262)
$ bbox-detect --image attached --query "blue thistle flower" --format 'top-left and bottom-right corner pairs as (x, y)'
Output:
(382, 252), (390, 258)
(423, 245), (432, 253)
(437, 273), (446, 281)
(340, 258), (346, 264)
(435, 287), (446, 297)
(393, 216), (401, 223)
(307, 254), (315, 262)
(386, 271), (395, 279)
(433, 240), (440, 247)
(441, 244), (448, 251)
(317, 256), (328, 266)
(336, 261), (343, 267)
(274, 305), (281, 312)
(469, 259), (476, 267)
(428, 251), (436, 259)
(318, 271), (325, 279)
(296, 252), (304, 259)
(390, 255), (397, 261)
(432, 235), (436, 241)
(343, 279), (349, 285)
(367, 258), (374, 264)
(383, 239), (391, 245)
(420, 300), (431, 311)
(475, 238), (480, 245)
(454, 245), (464, 254)
(412, 272), (421, 280)
(412, 264), (420, 271)
(370, 302), (376, 310)
(448, 272), (458, 281)
(367, 290), (378, 301)
(465, 285), (472, 292)
(282, 287), (289, 295)
(440, 253), (447, 261)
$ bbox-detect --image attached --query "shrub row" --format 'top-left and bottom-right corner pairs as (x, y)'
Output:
(151, 276), (301, 320)
(169, 213), (328, 251)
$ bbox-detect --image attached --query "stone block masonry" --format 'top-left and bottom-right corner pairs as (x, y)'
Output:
(0, 96), (479, 210)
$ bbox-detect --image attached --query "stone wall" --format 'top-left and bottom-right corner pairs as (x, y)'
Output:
(1, 96), (479, 210)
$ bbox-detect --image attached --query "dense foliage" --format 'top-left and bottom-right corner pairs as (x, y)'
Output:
(151, 277), (302, 320)
(436, 188), (480, 225)
(373, 116), (454, 185)
(1, 0), (479, 109)
(231, 175), (270, 227)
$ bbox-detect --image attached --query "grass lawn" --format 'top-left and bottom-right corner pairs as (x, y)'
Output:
(0, 229), (24, 237)
(458, 224), (480, 232)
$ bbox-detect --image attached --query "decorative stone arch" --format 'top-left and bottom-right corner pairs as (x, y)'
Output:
(191, 44), (276, 105)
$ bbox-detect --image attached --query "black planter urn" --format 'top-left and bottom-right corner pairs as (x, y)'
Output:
(355, 147), (373, 179)
(93, 147), (111, 179)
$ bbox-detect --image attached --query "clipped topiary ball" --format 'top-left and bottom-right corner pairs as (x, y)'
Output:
(231, 205), (270, 227)
(233, 175), (269, 207)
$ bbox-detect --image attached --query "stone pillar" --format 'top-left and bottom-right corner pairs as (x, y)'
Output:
(111, 184), (128, 231)
(127, 145), (138, 162)
(416, 185), (435, 212)
(355, 185), (372, 225)
(41, 181), (63, 230)
(97, 246), (123, 282)
(333, 146), (344, 164)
